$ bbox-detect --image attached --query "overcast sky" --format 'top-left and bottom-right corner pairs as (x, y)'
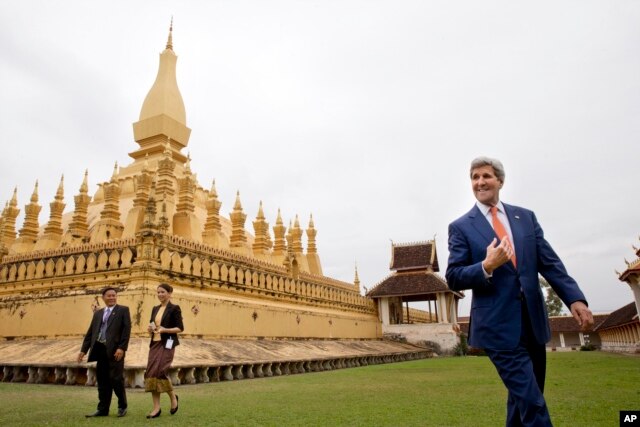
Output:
(1, 1), (638, 316)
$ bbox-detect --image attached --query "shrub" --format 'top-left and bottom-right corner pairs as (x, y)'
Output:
(454, 334), (469, 356)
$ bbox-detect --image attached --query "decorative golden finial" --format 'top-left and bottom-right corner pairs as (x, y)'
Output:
(55, 175), (64, 200)
(30, 180), (39, 203)
(257, 201), (265, 219)
(294, 214), (300, 228)
(185, 152), (192, 173)
(143, 153), (149, 171)
(166, 17), (174, 50)
(233, 190), (243, 210)
(615, 269), (621, 276)
(276, 208), (283, 223)
(80, 169), (89, 193)
(10, 187), (18, 207)
(624, 258), (630, 266)
(210, 179), (218, 197)
(308, 213), (315, 228)
(111, 162), (119, 181)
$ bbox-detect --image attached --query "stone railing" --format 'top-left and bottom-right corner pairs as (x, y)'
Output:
(0, 245), (137, 283)
(0, 350), (430, 388)
(158, 244), (375, 313)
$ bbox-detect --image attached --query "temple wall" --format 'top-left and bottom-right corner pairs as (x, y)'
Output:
(0, 237), (380, 341)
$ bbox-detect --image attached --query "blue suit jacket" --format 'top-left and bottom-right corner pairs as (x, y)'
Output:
(446, 203), (586, 350)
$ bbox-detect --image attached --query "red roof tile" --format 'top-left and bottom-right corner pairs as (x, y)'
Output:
(547, 314), (609, 332)
(595, 302), (639, 331)
(366, 271), (454, 298)
(390, 242), (439, 272)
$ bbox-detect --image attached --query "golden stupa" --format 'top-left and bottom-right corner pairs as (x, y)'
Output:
(0, 23), (427, 387)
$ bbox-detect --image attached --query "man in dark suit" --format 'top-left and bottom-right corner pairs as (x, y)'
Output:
(446, 157), (593, 427)
(78, 287), (131, 418)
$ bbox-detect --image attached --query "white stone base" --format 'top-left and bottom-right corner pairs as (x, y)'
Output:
(383, 323), (458, 352)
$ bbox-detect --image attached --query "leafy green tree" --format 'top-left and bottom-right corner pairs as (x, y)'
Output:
(540, 277), (564, 316)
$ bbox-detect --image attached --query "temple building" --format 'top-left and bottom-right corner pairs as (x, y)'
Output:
(0, 24), (429, 387)
(366, 241), (462, 351)
(606, 237), (640, 353)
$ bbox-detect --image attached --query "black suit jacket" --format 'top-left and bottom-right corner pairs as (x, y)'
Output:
(81, 304), (132, 362)
(149, 302), (184, 347)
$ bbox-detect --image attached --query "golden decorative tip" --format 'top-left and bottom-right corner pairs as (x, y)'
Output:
(166, 17), (174, 50)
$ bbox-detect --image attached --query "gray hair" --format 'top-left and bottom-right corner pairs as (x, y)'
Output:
(470, 156), (505, 183)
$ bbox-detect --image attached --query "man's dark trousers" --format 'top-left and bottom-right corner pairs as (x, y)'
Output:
(484, 300), (551, 427)
(93, 342), (127, 413)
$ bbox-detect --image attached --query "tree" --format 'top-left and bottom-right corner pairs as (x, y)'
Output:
(540, 277), (564, 316)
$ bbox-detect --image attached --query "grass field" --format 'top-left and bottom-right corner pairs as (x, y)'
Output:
(0, 351), (637, 426)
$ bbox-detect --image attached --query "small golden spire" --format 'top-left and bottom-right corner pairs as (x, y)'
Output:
(210, 179), (218, 198)
(166, 17), (174, 50)
(257, 201), (265, 219)
(55, 175), (64, 200)
(308, 213), (315, 228)
(10, 187), (18, 207)
(80, 169), (89, 193)
(111, 162), (119, 181)
(233, 190), (243, 210)
(30, 180), (39, 203)
(185, 152), (192, 173)
(143, 153), (149, 171)
(276, 208), (283, 224)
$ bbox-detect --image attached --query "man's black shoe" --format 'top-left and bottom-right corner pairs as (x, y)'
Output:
(85, 411), (108, 417)
(117, 408), (127, 417)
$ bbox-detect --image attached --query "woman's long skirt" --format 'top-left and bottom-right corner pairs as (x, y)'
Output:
(144, 341), (176, 393)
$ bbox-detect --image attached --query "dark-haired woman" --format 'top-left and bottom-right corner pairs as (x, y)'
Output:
(144, 283), (183, 418)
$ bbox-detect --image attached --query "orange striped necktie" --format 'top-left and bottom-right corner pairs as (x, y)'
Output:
(490, 206), (516, 267)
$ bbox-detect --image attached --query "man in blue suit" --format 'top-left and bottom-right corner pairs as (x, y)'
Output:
(446, 157), (593, 427)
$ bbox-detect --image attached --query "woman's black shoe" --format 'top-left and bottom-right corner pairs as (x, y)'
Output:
(170, 395), (179, 415)
(146, 409), (161, 419)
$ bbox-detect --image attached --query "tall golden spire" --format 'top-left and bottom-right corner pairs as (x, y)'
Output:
(272, 208), (287, 256)
(91, 163), (124, 242)
(18, 181), (42, 241)
(43, 175), (66, 238)
(11, 182), (41, 253)
(203, 180), (222, 234)
(290, 214), (303, 253)
(306, 214), (317, 254)
(229, 191), (249, 254)
(131, 20), (190, 163)
(252, 201), (270, 256)
(64, 170), (91, 245)
(1, 188), (20, 247)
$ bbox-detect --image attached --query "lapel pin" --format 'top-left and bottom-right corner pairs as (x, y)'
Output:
(515, 215), (520, 219)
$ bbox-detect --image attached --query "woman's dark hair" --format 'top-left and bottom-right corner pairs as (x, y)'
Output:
(158, 283), (173, 293)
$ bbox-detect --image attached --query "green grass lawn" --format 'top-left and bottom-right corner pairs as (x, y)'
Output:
(0, 352), (637, 426)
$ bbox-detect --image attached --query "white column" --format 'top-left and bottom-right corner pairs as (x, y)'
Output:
(559, 332), (565, 348)
(579, 332), (585, 346)
(380, 298), (390, 326)
(437, 293), (448, 323)
(449, 295), (458, 324)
